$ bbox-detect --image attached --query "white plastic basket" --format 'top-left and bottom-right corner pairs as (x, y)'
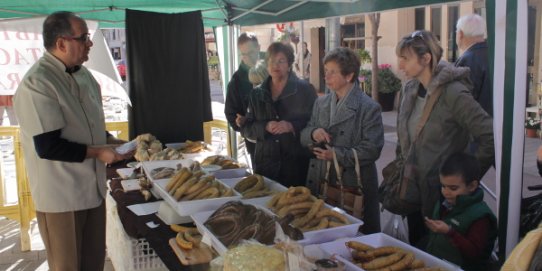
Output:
(106, 194), (167, 271)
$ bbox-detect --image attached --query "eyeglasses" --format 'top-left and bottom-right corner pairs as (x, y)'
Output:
(324, 69), (341, 77)
(63, 33), (91, 43)
(269, 59), (288, 66)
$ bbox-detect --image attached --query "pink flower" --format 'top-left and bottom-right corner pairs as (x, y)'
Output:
(379, 64), (392, 69)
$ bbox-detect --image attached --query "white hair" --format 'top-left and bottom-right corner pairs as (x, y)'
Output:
(456, 14), (486, 37)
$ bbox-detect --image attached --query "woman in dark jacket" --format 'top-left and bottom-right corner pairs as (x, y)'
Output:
(395, 30), (494, 246)
(241, 42), (317, 187)
(300, 47), (384, 234)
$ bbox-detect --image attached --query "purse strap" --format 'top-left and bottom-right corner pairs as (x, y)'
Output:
(413, 86), (443, 143)
(323, 147), (363, 209)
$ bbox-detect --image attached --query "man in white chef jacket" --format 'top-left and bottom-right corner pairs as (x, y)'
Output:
(14, 11), (131, 271)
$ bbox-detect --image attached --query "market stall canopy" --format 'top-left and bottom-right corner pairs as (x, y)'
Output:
(0, 0), (464, 28)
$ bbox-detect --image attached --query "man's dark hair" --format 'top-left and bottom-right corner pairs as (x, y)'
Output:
(43, 11), (78, 50)
(237, 32), (258, 46)
(439, 152), (481, 185)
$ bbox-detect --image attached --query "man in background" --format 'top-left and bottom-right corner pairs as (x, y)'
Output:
(224, 32), (260, 166)
(295, 41), (311, 81)
(14, 11), (129, 271)
(455, 13), (492, 117)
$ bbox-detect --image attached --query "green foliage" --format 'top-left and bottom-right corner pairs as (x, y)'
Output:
(208, 56), (219, 67)
(357, 49), (372, 65)
(525, 116), (541, 129)
(359, 64), (401, 94)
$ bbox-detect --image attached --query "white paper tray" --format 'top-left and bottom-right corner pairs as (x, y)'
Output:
(120, 179), (140, 192)
(116, 168), (135, 179)
(141, 159), (194, 182)
(152, 178), (241, 217)
(319, 233), (462, 271)
(219, 176), (288, 199)
(247, 198), (363, 246)
(211, 168), (250, 179)
(191, 203), (276, 256)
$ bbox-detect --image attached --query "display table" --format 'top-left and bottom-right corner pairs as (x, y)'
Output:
(106, 162), (208, 271)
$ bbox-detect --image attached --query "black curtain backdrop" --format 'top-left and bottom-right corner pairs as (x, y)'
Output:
(126, 9), (213, 143)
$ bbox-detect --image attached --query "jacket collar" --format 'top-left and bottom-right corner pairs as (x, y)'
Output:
(258, 71), (299, 102)
(322, 82), (365, 127)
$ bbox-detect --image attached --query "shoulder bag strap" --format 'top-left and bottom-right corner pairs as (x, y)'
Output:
(320, 159), (332, 200)
(331, 147), (346, 209)
(414, 86), (443, 142)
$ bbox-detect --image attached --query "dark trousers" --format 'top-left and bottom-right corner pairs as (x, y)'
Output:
(245, 140), (256, 167)
(37, 201), (106, 271)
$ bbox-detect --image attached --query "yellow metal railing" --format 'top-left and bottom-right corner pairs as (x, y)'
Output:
(105, 121), (130, 141)
(3, 120), (229, 251)
(0, 126), (34, 251)
(203, 119), (232, 156)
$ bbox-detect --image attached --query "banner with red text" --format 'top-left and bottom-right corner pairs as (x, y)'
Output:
(0, 17), (130, 105)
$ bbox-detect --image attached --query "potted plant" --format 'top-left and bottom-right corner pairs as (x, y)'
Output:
(359, 64), (401, 111)
(525, 116), (540, 138)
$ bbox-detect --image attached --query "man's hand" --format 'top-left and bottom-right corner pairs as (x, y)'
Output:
(87, 146), (130, 164)
(424, 217), (451, 234)
(312, 128), (332, 143)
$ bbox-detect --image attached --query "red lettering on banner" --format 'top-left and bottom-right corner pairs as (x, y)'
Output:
(16, 31), (29, 40)
(14, 49), (31, 65)
(27, 48), (42, 62)
(0, 48), (9, 65)
(6, 73), (20, 90)
(0, 30), (10, 40)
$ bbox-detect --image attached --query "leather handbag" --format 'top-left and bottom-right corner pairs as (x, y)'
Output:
(320, 148), (364, 219)
(378, 86), (443, 216)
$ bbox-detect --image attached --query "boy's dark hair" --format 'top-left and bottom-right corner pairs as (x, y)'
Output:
(439, 152), (481, 185)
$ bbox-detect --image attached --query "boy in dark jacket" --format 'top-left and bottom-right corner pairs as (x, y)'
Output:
(424, 152), (497, 270)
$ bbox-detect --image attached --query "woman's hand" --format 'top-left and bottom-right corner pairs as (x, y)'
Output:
(313, 146), (332, 161)
(312, 128), (332, 143)
(266, 120), (293, 134)
(235, 113), (246, 128)
(424, 217), (451, 234)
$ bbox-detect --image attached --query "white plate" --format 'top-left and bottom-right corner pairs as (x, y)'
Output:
(319, 233), (462, 271)
(116, 168), (135, 179)
(152, 178), (241, 217)
(120, 179), (140, 191)
(126, 201), (163, 216)
(140, 159), (194, 182)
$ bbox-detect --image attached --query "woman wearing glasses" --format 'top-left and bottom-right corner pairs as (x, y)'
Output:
(242, 42), (317, 187)
(394, 30), (494, 246)
(300, 47), (384, 234)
